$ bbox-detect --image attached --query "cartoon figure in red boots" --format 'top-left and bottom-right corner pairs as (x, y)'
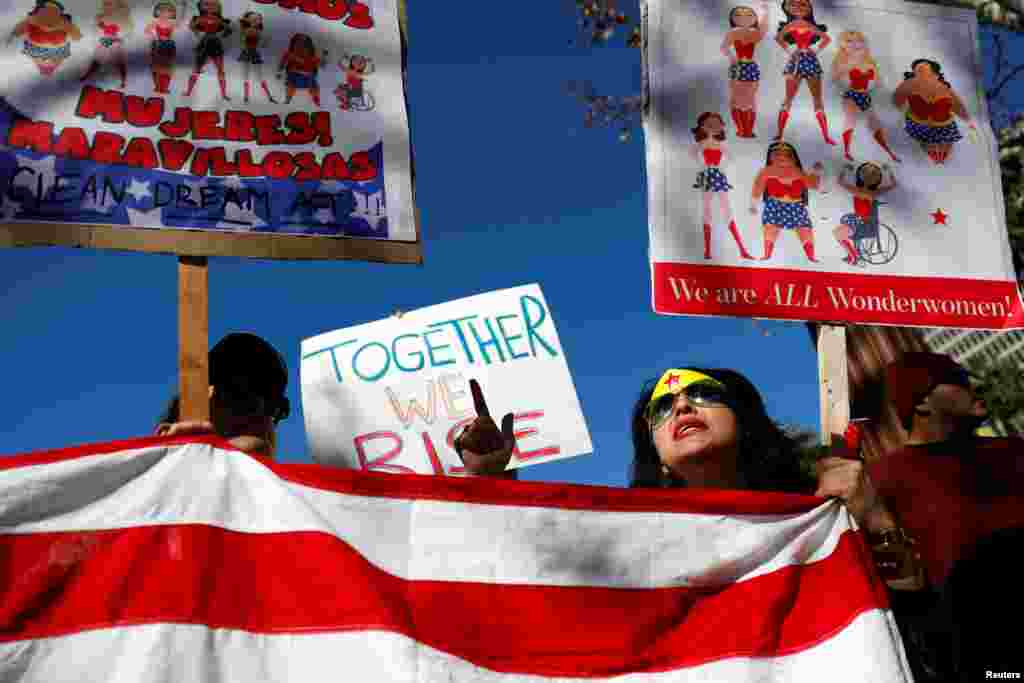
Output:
(184, 0), (232, 100)
(145, 0), (189, 93)
(720, 0), (769, 138)
(833, 162), (897, 265)
(335, 54), (374, 111)
(893, 58), (976, 165)
(750, 141), (825, 262)
(278, 33), (325, 106)
(80, 0), (131, 88)
(8, 0), (82, 76)
(691, 113), (755, 260)
(238, 11), (275, 103)
(774, 0), (835, 145)
(830, 31), (899, 163)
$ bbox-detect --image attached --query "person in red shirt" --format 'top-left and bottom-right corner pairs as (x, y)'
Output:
(858, 352), (1024, 681)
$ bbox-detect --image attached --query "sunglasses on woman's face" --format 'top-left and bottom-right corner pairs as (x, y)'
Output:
(645, 381), (731, 431)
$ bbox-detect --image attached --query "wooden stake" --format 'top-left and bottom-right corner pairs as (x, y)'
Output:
(178, 255), (210, 422)
(818, 324), (849, 446)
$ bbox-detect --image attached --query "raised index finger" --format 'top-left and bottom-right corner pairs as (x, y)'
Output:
(469, 378), (490, 418)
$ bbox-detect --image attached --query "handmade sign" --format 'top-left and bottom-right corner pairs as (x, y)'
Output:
(300, 284), (593, 474)
(0, 0), (417, 261)
(0, 436), (911, 682)
(644, 0), (1023, 329)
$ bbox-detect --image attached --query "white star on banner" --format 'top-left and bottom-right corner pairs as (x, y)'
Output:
(125, 179), (152, 202)
(314, 208), (334, 224)
(126, 205), (160, 227)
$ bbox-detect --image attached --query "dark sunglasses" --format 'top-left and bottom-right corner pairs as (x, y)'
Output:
(645, 381), (731, 431)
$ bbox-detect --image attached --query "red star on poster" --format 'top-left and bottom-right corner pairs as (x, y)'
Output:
(665, 373), (679, 387)
(931, 209), (948, 225)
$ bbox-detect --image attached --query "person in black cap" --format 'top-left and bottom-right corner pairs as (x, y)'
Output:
(155, 332), (290, 458)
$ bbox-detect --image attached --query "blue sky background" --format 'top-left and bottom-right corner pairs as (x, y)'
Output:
(1, 1), (1020, 486)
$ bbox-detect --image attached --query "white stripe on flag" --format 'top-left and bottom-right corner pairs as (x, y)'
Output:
(0, 437), (913, 682)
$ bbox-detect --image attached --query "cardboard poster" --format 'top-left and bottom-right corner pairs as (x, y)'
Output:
(300, 284), (594, 474)
(0, 0), (417, 260)
(644, 0), (1023, 329)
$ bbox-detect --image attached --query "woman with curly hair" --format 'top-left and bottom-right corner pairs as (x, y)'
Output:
(626, 368), (814, 492)
(893, 58), (976, 165)
(455, 369), (843, 498)
(774, 0), (835, 145)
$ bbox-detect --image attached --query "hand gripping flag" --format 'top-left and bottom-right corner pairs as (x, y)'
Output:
(0, 436), (912, 682)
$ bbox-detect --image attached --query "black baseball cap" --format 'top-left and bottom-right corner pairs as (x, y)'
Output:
(209, 333), (290, 422)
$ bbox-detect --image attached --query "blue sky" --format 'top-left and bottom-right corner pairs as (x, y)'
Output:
(1, 1), (1019, 487)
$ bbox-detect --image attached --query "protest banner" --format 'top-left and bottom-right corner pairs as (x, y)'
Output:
(0, 0), (419, 262)
(644, 0), (1023, 330)
(0, 435), (911, 682)
(300, 284), (593, 474)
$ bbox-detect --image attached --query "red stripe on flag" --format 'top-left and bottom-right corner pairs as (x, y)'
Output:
(0, 437), (824, 516)
(652, 262), (1024, 329)
(0, 525), (888, 677)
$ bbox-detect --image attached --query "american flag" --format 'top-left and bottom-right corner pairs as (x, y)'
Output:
(0, 436), (911, 682)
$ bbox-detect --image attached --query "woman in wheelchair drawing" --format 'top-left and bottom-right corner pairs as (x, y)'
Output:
(833, 162), (896, 265)
(335, 54), (373, 110)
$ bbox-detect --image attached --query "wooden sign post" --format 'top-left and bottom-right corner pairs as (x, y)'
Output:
(818, 324), (849, 447)
(178, 256), (210, 423)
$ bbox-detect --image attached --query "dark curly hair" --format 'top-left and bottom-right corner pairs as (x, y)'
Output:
(629, 367), (814, 493)
(904, 58), (951, 89)
(777, 0), (827, 45)
(692, 112), (727, 142)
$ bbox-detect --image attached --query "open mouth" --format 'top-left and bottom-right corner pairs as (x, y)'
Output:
(673, 421), (707, 440)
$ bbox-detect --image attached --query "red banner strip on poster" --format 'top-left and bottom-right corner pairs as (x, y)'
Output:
(652, 263), (1024, 329)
